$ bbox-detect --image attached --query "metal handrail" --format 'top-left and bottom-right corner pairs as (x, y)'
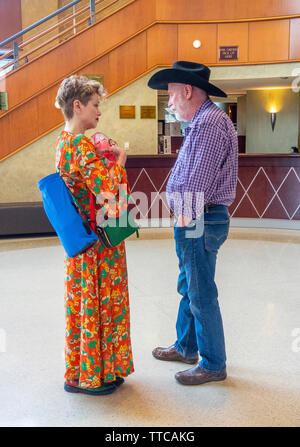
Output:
(0, 0), (99, 71)
(0, 2), (90, 62)
(0, 0), (83, 48)
(17, 0), (119, 56)
(16, 12), (97, 63)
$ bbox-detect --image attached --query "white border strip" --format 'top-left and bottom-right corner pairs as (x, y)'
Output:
(135, 218), (300, 230)
(230, 218), (300, 230)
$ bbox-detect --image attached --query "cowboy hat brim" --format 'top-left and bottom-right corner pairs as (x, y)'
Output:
(148, 68), (227, 98)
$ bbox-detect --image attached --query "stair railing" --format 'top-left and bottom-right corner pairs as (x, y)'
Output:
(0, 0), (121, 75)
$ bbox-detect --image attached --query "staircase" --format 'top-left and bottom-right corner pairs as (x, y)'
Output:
(0, 0), (162, 162)
(1, 0), (299, 162)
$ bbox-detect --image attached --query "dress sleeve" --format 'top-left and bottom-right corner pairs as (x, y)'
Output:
(75, 135), (128, 218)
(76, 136), (114, 193)
(112, 164), (131, 216)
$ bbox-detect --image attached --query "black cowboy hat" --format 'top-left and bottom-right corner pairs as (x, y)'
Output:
(148, 60), (227, 98)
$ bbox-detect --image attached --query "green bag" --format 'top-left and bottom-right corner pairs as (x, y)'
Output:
(66, 186), (139, 249)
(95, 209), (139, 248)
(89, 191), (139, 248)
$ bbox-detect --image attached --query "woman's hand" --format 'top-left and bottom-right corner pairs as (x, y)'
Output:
(106, 146), (127, 167)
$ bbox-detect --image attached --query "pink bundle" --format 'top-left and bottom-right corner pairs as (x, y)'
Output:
(91, 132), (118, 168)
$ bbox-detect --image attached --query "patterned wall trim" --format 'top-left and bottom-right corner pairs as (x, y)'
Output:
(126, 155), (300, 221)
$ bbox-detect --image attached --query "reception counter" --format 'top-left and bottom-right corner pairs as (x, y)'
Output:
(0, 154), (299, 237)
(126, 154), (300, 224)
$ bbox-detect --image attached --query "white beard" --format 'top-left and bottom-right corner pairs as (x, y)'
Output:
(175, 112), (189, 122)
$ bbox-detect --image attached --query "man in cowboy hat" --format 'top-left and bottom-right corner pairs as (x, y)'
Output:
(148, 61), (238, 385)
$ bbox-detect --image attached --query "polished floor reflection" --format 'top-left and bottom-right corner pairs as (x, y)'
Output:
(0, 228), (300, 427)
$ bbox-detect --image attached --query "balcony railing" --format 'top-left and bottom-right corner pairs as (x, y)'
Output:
(0, 0), (122, 76)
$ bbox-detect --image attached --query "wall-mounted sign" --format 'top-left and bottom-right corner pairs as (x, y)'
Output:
(120, 105), (135, 119)
(85, 74), (104, 84)
(140, 105), (156, 119)
(219, 46), (239, 61)
(0, 92), (8, 110)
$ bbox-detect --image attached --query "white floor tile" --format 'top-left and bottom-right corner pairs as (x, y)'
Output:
(0, 229), (300, 427)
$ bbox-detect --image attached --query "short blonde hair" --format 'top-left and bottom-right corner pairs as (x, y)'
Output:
(55, 75), (106, 120)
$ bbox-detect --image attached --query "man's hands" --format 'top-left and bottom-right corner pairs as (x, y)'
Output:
(176, 215), (192, 227)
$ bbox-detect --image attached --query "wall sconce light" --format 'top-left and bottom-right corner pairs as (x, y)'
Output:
(270, 112), (276, 131)
(269, 106), (277, 132)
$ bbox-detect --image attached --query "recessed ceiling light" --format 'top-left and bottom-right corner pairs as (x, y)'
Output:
(193, 40), (201, 49)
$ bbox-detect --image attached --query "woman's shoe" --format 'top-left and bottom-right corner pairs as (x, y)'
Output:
(113, 377), (125, 387)
(64, 381), (117, 395)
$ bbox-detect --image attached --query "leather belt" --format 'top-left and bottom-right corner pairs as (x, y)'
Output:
(204, 203), (216, 212)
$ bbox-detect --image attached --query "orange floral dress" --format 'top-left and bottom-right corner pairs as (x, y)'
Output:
(55, 131), (134, 388)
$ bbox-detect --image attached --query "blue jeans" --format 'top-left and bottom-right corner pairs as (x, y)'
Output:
(174, 205), (230, 372)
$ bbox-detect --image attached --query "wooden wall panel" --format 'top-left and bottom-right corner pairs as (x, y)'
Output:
(78, 55), (110, 91)
(37, 84), (63, 136)
(290, 18), (300, 59)
(5, 27), (97, 110)
(217, 22), (249, 63)
(249, 20), (290, 62)
(44, 27), (97, 76)
(2, 40), (74, 111)
(108, 32), (147, 93)
(93, 0), (156, 56)
(0, 0), (22, 48)
(9, 99), (39, 152)
(0, 115), (11, 160)
(147, 24), (178, 68)
(5, 62), (43, 109)
(156, 0), (300, 21)
(178, 24), (217, 64)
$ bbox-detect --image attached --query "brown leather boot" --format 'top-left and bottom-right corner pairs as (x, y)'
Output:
(152, 344), (198, 364)
(175, 365), (227, 385)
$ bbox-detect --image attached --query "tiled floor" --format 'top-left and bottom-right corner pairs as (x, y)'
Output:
(0, 228), (300, 427)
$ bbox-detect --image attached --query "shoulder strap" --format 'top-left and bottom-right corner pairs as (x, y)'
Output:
(57, 166), (92, 225)
(89, 192), (96, 232)
(57, 139), (95, 228)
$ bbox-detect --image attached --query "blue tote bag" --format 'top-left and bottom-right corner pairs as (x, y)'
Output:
(38, 172), (98, 258)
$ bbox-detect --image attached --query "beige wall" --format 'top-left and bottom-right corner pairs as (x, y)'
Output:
(0, 126), (61, 203)
(21, 0), (60, 56)
(21, 0), (58, 26)
(210, 62), (300, 83)
(237, 95), (247, 136)
(246, 89), (299, 154)
(86, 72), (158, 155)
(0, 72), (157, 203)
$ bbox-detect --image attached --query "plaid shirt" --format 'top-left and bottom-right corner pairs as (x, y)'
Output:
(166, 99), (238, 219)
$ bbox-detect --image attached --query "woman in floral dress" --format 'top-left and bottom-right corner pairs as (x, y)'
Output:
(55, 75), (134, 395)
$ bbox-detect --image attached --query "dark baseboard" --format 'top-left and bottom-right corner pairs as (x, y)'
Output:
(0, 202), (55, 237)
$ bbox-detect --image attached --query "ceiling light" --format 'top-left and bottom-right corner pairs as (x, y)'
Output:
(193, 40), (201, 49)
